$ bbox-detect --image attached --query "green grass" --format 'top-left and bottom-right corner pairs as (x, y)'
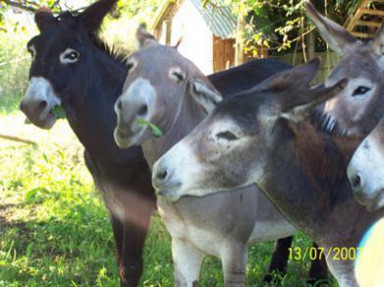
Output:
(0, 113), (338, 286)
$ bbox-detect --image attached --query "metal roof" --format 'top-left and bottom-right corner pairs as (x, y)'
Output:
(152, 0), (238, 39)
(190, 0), (237, 39)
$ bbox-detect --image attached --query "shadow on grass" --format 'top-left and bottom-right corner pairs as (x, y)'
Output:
(0, 208), (119, 287)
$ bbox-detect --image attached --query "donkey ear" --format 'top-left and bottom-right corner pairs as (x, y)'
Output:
(137, 24), (158, 48)
(372, 24), (384, 56)
(174, 36), (183, 49)
(267, 58), (321, 93)
(78, 0), (117, 33)
(190, 80), (223, 113)
(281, 79), (347, 123)
(35, 8), (56, 32)
(305, 2), (360, 55)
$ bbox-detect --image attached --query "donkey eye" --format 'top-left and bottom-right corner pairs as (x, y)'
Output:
(127, 63), (134, 72)
(126, 58), (137, 74)
(65, 52), (80, 60)
(169, 67), (185, 82)
(173, 72), (184, 82)
(216, 131), (239, 141)
(60, 48), (80, 64)
(353, 86), (371, 97)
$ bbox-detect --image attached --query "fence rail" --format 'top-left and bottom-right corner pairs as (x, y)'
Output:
(273, 52), (340, 84)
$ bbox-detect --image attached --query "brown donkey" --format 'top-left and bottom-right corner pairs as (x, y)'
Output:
(114, 27), (327, 286)
(152, 59), (384, 286)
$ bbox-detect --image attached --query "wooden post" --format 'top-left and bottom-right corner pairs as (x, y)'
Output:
(235, 15), (245, 66)
(307, 30), (315, 60)
(165, 20), (172, 46)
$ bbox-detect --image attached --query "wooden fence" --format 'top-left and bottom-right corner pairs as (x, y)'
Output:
(272, 52), (340, 84)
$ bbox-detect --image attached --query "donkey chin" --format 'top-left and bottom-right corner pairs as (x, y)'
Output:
(156, 186), (183, 202)
(114, 124), (151, 149)
(21, 106), (58, 130)
(36, 113), (57, 129)
(153, 176), (215, 202)
(354, 190), (384, 212)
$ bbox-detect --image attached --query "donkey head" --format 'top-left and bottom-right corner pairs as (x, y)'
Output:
(114, 26), (221, 149)
(151, 59), (346, 201)
(20, 0), (118, 129)
(306, 2), (384, 136)
(347, 118), (384, 212)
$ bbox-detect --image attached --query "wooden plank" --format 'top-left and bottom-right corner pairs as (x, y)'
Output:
(151, 0), (176, 32)
(165, 20), (172, 45)
(347, 10), (365, 31)
(360, 8), (384, 16)
(354, 20), (382, 27)
(346, 0), (371, 31)
(351, 31), (377, 38)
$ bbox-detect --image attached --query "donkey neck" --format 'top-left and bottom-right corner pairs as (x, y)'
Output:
(64, 48), (137, 164)
(261, 120), (382, 242)
(142, 94), (207, 167)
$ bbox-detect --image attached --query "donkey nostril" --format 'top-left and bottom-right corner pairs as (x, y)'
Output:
(39, 100), (48, 110)
(138, 105), (148, 116)
(117, 100), (123, 110)
(352, 174), (362, 189)
(157, 169), (168, 181)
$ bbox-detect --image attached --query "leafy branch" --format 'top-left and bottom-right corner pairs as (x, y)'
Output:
(2, 0), (38, 12)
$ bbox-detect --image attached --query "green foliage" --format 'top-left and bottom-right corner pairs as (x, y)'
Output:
(204, 0), (360, 53)
(116, 0), (160, 20)
(0, 12), (34, 114)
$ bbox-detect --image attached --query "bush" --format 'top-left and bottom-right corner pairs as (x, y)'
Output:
(0, 10), (36, 114)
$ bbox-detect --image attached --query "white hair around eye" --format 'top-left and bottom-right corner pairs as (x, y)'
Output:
(126, 57), (138, 74)
(169, 67), (186, 82)
(27, 45), (36, 61)
(60, 48), (81, 65)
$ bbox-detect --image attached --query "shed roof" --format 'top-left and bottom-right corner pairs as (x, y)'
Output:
(152, 0), (237, 39)
(190, 0), (237, 39)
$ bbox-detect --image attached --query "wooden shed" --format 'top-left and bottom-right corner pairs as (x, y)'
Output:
(152, 0), (267, 74)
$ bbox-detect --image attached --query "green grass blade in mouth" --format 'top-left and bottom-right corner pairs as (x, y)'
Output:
(51, 105), (66, 119)
(136, 118), (163, 138)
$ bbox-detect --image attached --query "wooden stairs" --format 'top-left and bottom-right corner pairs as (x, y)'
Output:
(346, 0), (384, 39)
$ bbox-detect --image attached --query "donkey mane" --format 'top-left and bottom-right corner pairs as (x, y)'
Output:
(91, 34), (129, 68)
(57, 11), (129, 69)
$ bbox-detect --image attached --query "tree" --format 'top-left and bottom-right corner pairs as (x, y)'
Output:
(1, 0), (65, 13)
(203, 0), (360, 54)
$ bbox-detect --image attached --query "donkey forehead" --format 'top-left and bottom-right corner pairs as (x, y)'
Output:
(132, 45), (201, 74)
(213, 93), (265, 126)
(330, 52), (382, 80)
(29, 25), (84, 52)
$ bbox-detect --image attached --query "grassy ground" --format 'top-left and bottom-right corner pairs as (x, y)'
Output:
(0, 111), (338, 287)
